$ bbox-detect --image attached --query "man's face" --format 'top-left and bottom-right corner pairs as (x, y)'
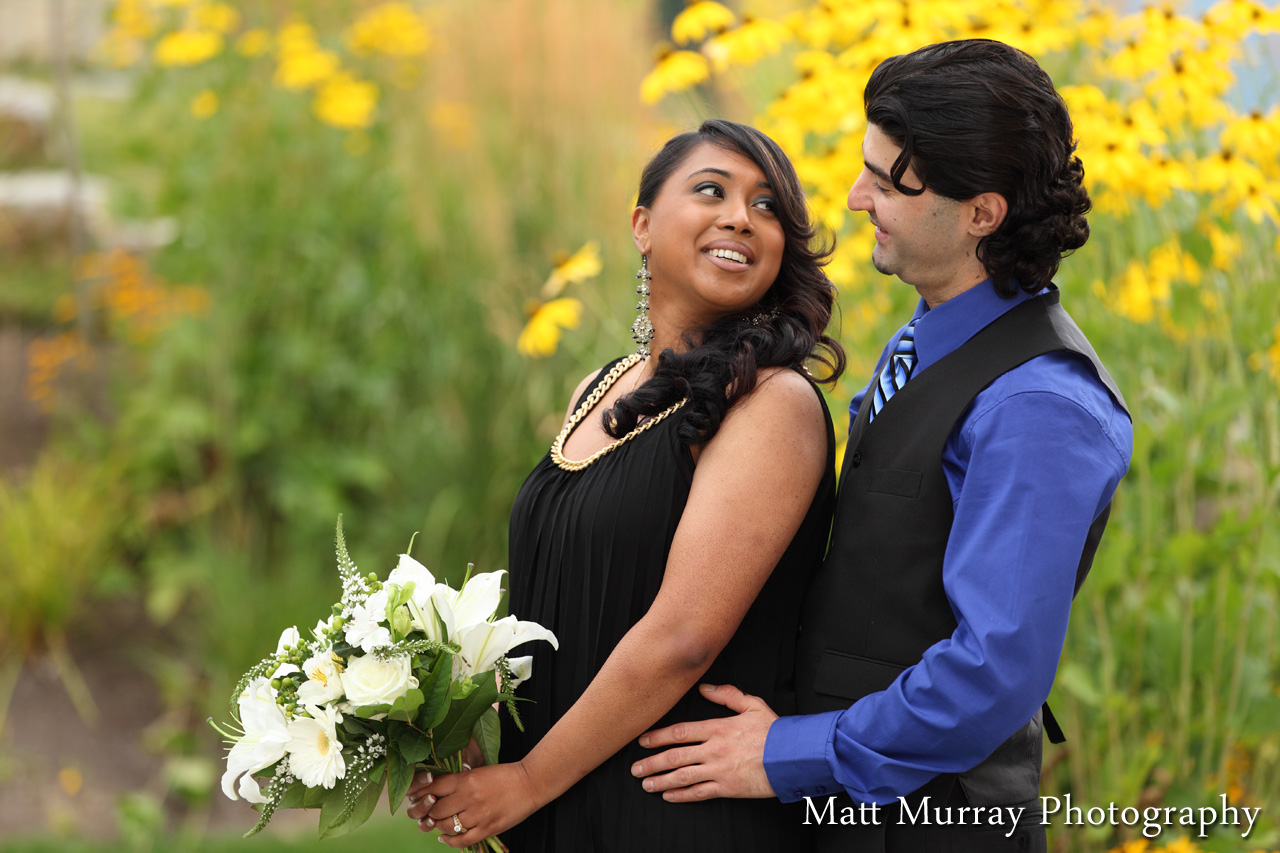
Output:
(846, 124), (976, 294)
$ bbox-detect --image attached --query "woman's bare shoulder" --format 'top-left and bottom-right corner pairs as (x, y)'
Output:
(737, 366), (825, 425)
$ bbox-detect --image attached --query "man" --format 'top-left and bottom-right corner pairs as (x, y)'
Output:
(631, 39), (1133, 852)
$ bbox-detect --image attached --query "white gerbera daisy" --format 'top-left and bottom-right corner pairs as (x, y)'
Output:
(285, 704), (346, 790)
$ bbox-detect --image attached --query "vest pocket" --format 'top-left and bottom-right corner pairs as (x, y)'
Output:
(867, 468), (922, 498)
(814, 649), (906, 700)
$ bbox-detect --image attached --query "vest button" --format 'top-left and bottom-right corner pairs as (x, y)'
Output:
(850, 451), (862, 468)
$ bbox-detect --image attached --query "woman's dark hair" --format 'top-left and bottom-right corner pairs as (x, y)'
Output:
(605, 118), (845, 447)
(864, 38), (1091, 296)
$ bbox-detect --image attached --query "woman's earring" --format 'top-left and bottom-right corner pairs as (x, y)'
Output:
(631, 255), (654, 358)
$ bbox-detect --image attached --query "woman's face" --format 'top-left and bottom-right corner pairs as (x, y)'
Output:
(632, 142), (785, 329)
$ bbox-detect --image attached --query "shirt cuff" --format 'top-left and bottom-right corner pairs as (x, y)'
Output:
(763, 711), (843, 803)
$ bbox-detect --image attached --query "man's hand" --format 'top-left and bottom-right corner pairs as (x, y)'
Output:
(630, 683), (778, 802)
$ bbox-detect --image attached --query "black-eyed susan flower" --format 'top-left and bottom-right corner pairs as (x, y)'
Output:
(312, 73), (379, 130)
(194, 2), (240, 35)
(640, 46), (710, 104)
(236, 28), (272, 57)
(541, 242), (602, 299)
(517, 298), (583, 359)
(704, 16), (790, 72)
(154, 29), (224, 67)
(274, 22), (341, 90)
(345, 2), (432, 58)
(671, 1), (736, 45)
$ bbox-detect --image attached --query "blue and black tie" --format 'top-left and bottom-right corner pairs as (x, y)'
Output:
(869, 319), (919, 422)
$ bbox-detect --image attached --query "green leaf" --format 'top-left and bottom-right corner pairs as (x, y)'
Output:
(386, 745), (415, 815)
(394, 724), (434, 765)
(303, 784), (329, 808)
(276, 780), (307, 810)
(354, 687), (424, 723)
(431, 671), (498, 759)
(318, 765), (385, 840)
(473, 706), (501, 768)
(416, 653), (454, 732)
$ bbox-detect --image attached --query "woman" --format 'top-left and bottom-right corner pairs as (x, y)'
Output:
(406, 119), (845, 851)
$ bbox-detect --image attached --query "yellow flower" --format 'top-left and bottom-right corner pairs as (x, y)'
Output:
(236, 29), (271, 57)
(193, 3), (240, 34)
(640, 48), (710, 104)
(313, 73), (379, 129)
(346, 2), (431, 58)
(1200, 221), (1242, 270)
(275, 24), (341, 90)
(1109, 839), (1150, 853)
(154, 29), (223, 67)
(542, 242), (603, 299)
(1221, 109), (1280, 177)
(1157, 836), (1201, 853)
(110, 0), (157, 40)
(672, 2), (737, 45)
(704, 16), (791, 72)
(518, 298), (583, 358)
(190, 89), (219, 118)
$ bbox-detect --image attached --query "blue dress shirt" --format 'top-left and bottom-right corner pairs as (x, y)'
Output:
(763, 280), (1133, 804)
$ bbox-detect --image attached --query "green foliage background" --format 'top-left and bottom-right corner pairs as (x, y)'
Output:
(1, 0), (1279, 851)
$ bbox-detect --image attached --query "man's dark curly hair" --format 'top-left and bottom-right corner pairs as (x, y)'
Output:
(604, 119), (845, 447)
(864, 38), (1091, 297)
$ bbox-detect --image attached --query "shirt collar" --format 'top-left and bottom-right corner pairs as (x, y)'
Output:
(911, 279), (1039, 375)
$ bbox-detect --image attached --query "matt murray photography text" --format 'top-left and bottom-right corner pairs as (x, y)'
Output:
(803, 793), (1262, 840)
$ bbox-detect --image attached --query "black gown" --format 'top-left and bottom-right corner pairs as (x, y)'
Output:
(501, 357), (836, 852)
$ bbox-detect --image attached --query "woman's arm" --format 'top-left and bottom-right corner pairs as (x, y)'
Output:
(408, 368), (828, 846)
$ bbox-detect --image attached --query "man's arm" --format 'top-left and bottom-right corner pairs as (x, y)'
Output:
(636, 365), (1132, 803)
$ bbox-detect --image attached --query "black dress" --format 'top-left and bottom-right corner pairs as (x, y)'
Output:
(501, 358), (836, 852)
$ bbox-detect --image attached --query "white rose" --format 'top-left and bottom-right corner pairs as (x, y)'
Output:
(341, 653), (418, 707)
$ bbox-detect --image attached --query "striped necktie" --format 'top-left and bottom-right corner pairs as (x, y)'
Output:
(869, 319), (919, 422)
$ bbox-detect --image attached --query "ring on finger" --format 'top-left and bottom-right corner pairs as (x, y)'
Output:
(452, 814), (466, 835)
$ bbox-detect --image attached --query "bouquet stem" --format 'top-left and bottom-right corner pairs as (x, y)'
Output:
(433, 754), (509, 853)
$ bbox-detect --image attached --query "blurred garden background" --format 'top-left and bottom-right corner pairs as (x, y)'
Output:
(0, 0), (1278, 850)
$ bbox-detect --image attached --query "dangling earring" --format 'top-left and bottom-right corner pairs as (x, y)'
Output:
(631, 254), (654, 358)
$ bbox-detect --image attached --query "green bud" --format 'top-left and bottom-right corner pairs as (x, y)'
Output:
(331, 604), (343, 616)
(276, 695), (286, 705)
(366, 572), (378, 583)
(270, 678), (281, 690)
(332, 616), (345, 629)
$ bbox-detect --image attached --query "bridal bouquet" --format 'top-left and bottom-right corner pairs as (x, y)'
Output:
(214, 518), (557, 849)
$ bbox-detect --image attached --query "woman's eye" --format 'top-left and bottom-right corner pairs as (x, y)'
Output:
(753, 197), (776, 212)
(694, 182), (723, 197)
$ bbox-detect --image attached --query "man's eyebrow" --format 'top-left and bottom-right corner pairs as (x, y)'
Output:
(686, 167), (773, 189)
(861, 153), (892, 183)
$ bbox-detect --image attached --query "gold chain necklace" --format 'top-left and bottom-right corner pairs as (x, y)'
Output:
(549, 354), (687, 472)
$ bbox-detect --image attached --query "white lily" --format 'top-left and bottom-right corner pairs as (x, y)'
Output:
(455, 615), (558, 679)
(270, 625), (302, 680)
(446, 570), (506, 631)
(220, 677), (291, 803)
(506, 655), (534, 690)
(387, 553), (436, 592)
(285, 704), (346, 790)
(421, 584), (458, 644)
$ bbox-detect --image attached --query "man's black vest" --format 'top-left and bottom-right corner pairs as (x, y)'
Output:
(795, 288), (1128, 807)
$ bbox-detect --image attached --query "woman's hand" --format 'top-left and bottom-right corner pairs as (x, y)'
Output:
(406, 762), (541, 848)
